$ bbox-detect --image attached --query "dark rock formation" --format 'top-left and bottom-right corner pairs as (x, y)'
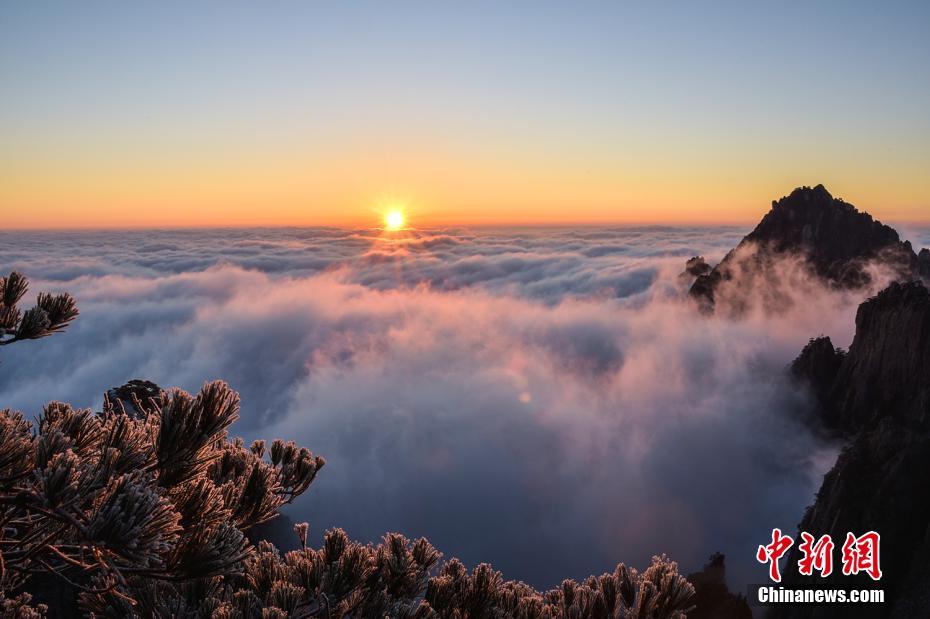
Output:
(778, 281), (930, 618)
(828, 282), (930, 427)
(105, 378), (165, 417)
(680, 256), (712, 280)
(791, 282), (930, 435)
(789, 337), (846, 423)
(689, 185), (920, 313)
(686, 553), (752, 619)
(919, 248), (930, 280)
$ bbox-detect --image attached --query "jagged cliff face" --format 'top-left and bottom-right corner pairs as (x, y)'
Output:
(687, 185), (921, 314)
(830, 283), (930, 429)
(919, 248), (930, 282)
(780, 282), (930, 619)
(682, 189), (930, 616)
(792, 283), (930, 435)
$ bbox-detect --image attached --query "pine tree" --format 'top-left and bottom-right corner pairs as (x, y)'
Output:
(0, 272), (695, 618)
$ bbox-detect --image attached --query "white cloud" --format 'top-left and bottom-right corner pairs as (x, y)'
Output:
(1, 225), (911, 588)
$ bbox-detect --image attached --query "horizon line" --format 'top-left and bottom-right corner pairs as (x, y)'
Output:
(6, 217), (930, 233)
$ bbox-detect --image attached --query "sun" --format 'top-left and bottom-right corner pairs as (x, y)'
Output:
(384, 209), (406, 230)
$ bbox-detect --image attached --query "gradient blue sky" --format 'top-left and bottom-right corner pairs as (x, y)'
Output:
(2, 1), (929, 227)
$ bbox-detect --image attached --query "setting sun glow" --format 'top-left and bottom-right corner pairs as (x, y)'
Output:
(384, 210), (406, 230)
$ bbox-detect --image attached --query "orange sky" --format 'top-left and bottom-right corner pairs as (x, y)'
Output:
(3, 4), (929, 229)
(3, 143), (929, 229)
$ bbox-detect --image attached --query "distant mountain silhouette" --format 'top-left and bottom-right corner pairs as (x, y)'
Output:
(686, 185), (922, 313)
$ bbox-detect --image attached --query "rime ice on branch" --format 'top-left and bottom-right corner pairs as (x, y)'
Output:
(0, 274), (695, 617)
(0, 272), (78, 347)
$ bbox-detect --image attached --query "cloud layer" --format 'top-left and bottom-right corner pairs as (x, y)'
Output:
(2, 225), (923, 589)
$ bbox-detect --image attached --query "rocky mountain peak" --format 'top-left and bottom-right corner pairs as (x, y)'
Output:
(746, 185), (903, 270)
(686, 185), (922, 313)
(789, 336), (845, 419)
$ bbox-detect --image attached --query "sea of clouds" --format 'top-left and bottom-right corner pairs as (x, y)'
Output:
(2, 224), (928, 590)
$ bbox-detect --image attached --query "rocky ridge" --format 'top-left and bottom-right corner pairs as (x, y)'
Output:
(779, 281), (930, 618)
(681, 186), (930, 616)
(686, 185), (922, 313)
